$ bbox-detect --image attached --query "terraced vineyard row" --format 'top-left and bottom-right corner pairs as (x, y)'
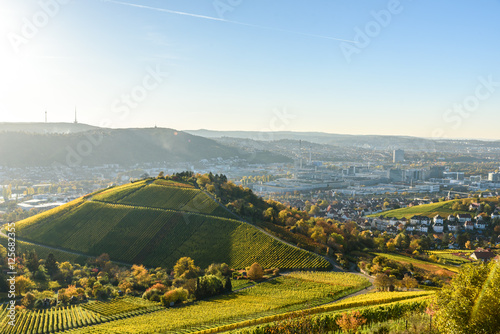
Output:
(15, 198), (85, 231)
(0, 298), (163, 334)
(286, 271), (371, 288)
(66, 274), (370, 334)
(0, 237), (87, 264)
(81, 297), (163, 317)
(91, 181), (148, 203)
(227, 224), (331, 270)
(223, 293), (433, 334)
(114, 184), (231, 217)
(152, 178), (195, 188)
(0, 304), (103, 334)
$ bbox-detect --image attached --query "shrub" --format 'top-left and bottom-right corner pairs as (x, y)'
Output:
(195, 275), (224, 299)
(161, 287), (189, 306)
(247, 263), (264, 281)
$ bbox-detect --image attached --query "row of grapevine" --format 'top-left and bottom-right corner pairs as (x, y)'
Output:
(63, 275), (372, 334)
(81, 297), (162, 317)
(16, 198), (85, 232)
(285, 272), (370, 288)
(227, 296), (432, 334)
(0, 298), (165, 334)
(0, 238), (85, 264)
(152, 179), (195, 188)
(91, 181), (148, 203)
(113, 183), (233, 218)
(0, 304), (102, 334)
(226, 224), (331, 270)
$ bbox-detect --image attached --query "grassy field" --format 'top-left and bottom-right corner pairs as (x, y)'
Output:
(427, 250), (474, 266)
(368, 200), (468, 219)
(369, 197), (499, 219)
(231, 279), (255, 290)
(15, 179), (330, 270)
(373, 252), (459, 274)
(64, 274), (371, 334)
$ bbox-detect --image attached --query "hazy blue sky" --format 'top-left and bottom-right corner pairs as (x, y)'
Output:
(1, 0), (499, 139)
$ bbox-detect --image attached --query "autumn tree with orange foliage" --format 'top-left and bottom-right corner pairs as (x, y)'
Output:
(247, 262), (264, 281)
(336, 310), (367, 333)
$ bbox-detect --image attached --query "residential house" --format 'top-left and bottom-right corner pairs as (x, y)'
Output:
(447, 222), (460, 232)
(419, 224), (429, 233)
(457, 214), (472, 223)
(433, 222), (444, 233)
(410, 215), (420, 225)
(469, 202), (481, 211)
(433, 215), (444, 224)
(470, 249), (496, 262)
(474, 220), (487, 230)
(464, 221), (474, 231)
(421, 216), (431, 226)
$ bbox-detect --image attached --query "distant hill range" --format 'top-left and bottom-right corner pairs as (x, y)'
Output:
(185, 129), (500, 151)
(0, 123), (290, 167)
(0, 122), (99, 134)
(15, 179), (330, 269)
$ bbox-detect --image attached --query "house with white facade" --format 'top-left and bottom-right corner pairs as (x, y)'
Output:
(464, 221), (474, 230)
(447, 222), (460, 232)
(433, 215), (444, 224)
(433, 222), (444, 233)
(458, 214), (472, 223)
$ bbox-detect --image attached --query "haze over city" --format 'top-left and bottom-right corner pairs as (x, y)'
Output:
(1, 0), (500, 139)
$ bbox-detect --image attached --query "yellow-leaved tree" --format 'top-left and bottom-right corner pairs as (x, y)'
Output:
(435, 261), (500, 333)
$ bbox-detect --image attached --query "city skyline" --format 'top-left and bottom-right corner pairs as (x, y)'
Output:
(1, 0), (500, 139)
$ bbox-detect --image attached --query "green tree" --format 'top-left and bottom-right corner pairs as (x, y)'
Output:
(194, 275), (223, 299)
(2, 185), (12, 201)
(26, 250), (39, 272)
(45, 253), (58, 276)
(435, 262), (500, 333)
(21, 292), (36, 308)
(308, 205), (320, 217)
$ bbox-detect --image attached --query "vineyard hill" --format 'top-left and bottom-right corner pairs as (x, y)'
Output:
(15, 179), (331, 270)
